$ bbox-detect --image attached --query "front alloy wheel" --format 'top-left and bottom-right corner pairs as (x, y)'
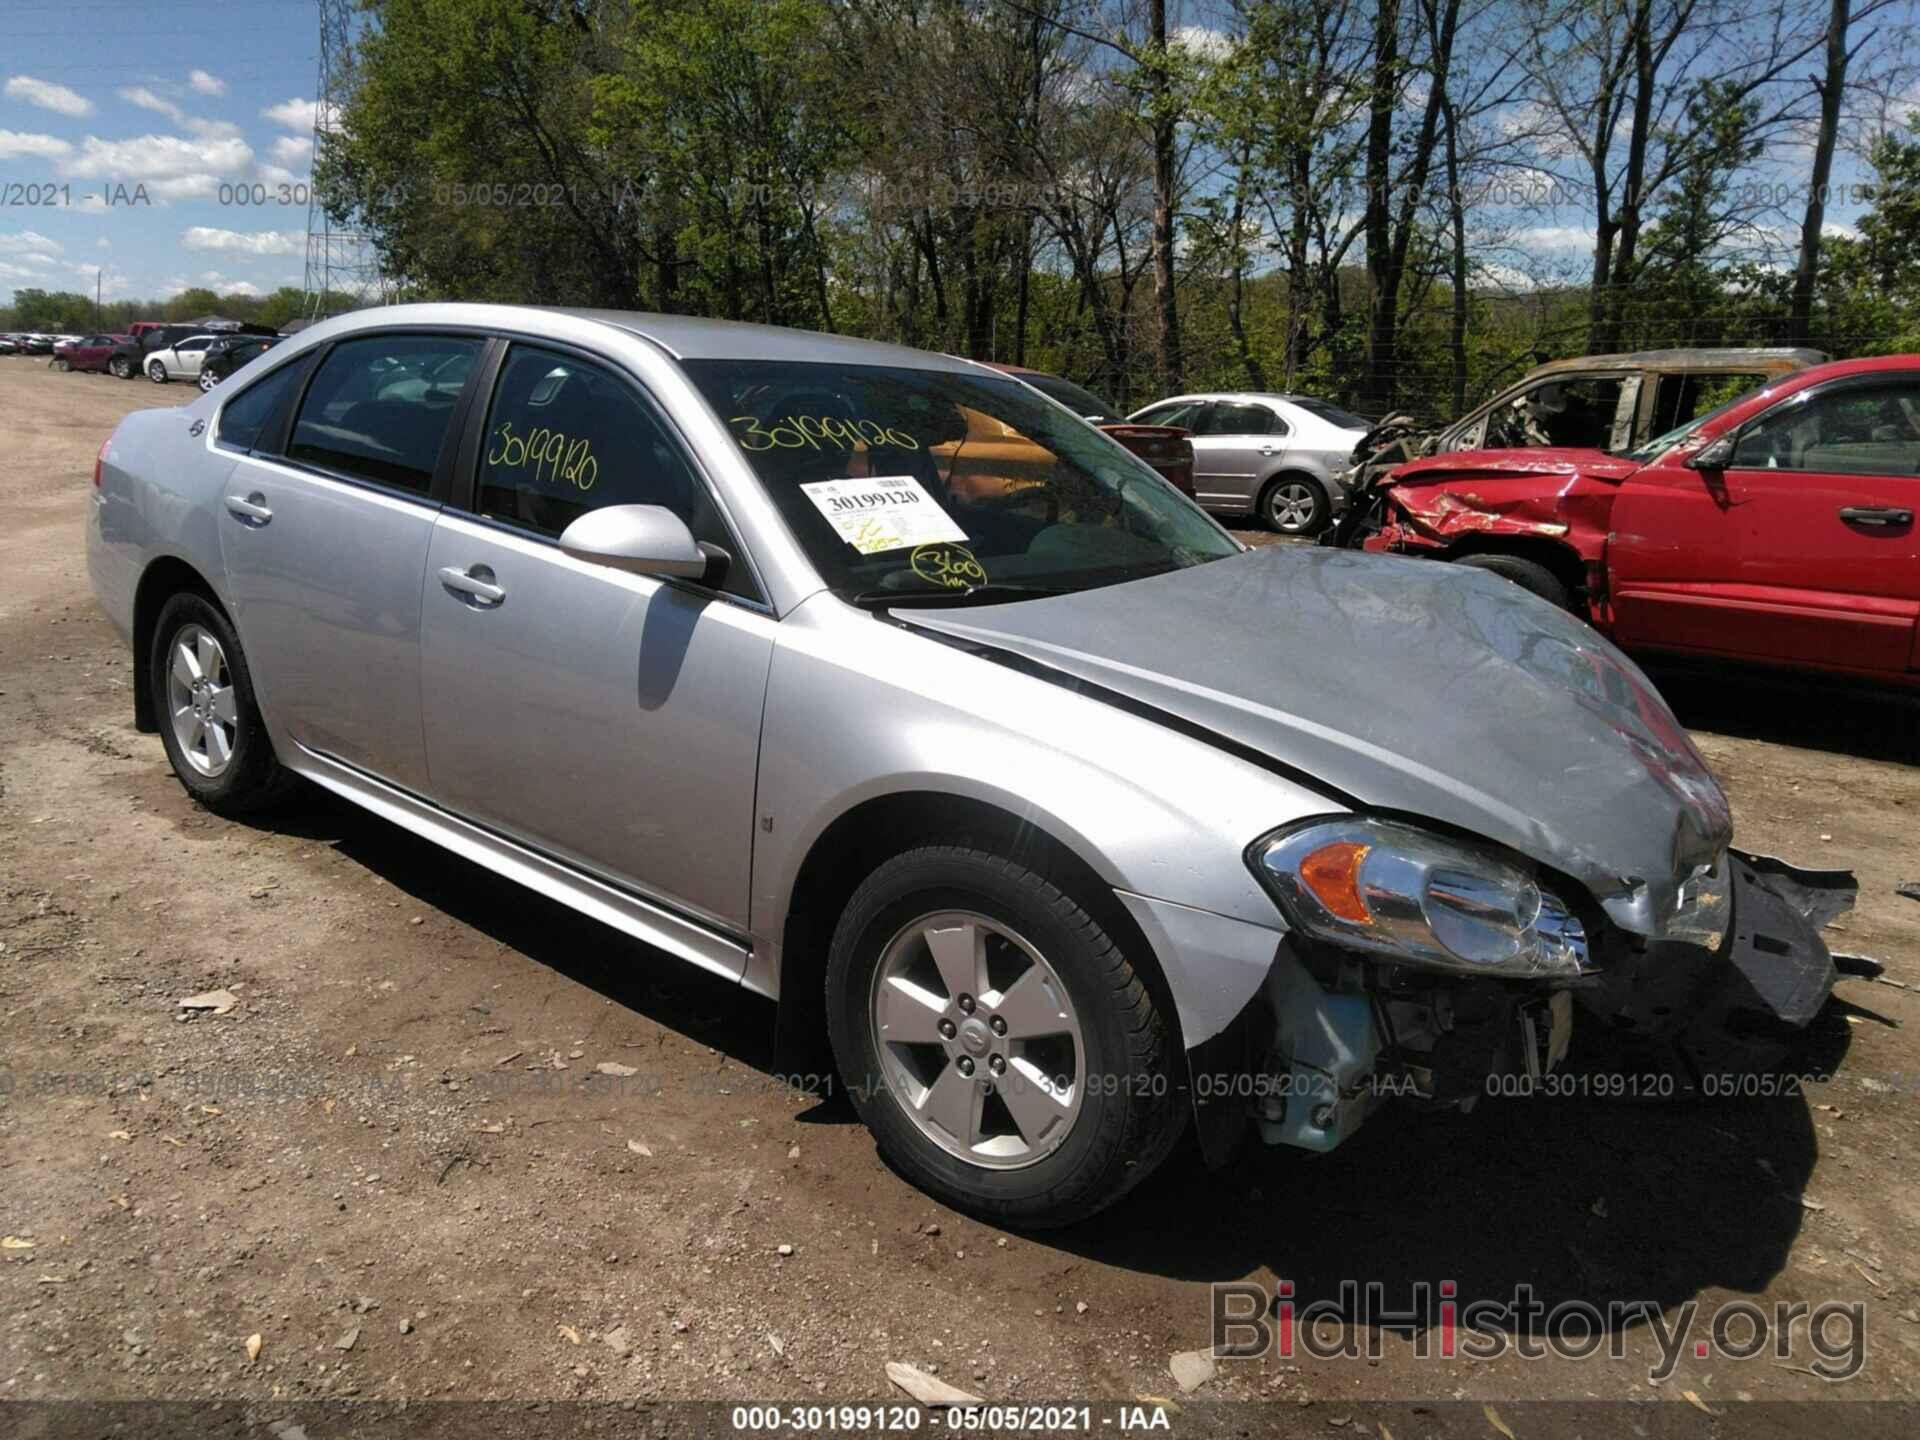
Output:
(198, 369), (217, 392)
(871, 911), (1085, 1168)
(828, 845), (1184, 1227)
(147, 359), (167, 383)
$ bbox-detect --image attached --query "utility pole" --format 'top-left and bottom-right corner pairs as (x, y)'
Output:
(95, 269), (101, 326)
(302, 0), (386, 318)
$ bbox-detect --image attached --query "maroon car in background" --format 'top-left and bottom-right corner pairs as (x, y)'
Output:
(1357, 355), (1920, 687)
(986, 363), (1196, 498)
(52, 334), (135, 376)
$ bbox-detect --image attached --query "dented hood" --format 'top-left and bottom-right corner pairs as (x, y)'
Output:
(898, 546), (1730, 933)
(1389, 446), (1643, 486)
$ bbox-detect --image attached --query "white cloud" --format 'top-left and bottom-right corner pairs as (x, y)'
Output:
(65, 133), (254, 181)
(118, 86), (240, 140)
(262, 97), (335, 134)
(0, 129), (74, 161)
(167, 270), (264, 298)
(97, 236), (111, 250)
(182, 226), (302, 256)
(119, 86), (188, 127)
(1510, 224), (1597, 252)
(271, 135), (313, 166)
(5, 75), (93, 118)
(189, 70), (226, 98)
(0, 229), (64, 255)
(1171, 26), (1233, 61)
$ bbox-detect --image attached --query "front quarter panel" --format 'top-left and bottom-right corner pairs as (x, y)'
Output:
(753, 595), (1340, 1045)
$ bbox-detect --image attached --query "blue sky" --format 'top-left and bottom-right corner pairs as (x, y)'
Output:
(1, 0), (321, 305)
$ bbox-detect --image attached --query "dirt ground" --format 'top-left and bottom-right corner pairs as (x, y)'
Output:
(2, 357), (1918, 1426)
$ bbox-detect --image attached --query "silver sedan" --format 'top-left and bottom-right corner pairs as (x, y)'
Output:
(88, 304), (1850, 1226)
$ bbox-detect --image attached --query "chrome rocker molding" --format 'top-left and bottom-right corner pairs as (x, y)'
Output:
(291, 743), (757, 989)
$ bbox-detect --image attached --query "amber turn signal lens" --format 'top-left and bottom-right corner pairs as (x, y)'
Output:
(1299, 840), (1373, 924)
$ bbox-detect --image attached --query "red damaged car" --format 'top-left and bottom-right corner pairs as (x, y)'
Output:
(1356, 355), (1920, 686)
(986, 363), (1196, 497)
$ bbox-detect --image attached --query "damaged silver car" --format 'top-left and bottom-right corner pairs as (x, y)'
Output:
(88, 304), (1860, 1228)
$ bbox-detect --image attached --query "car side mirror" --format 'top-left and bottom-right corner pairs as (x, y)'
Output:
(1686, 436), (1735, 470)
(558, 504), (720, 582)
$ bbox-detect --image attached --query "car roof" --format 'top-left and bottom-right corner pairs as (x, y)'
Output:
(1522, 347), (1826, 378)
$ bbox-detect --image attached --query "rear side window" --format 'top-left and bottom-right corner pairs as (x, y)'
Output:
(288, 334), (481, 493)
(1198, 403), (1277, 437)
(216, 360), (309, 455)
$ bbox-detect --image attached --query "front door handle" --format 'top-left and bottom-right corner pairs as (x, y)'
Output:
(439, 564), (506, 607)
(1839, 505), (1913, 528)
(224, 493), (272, 524)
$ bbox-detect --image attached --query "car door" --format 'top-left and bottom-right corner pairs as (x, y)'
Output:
(217, 331), (485, 792)
(1610, 374), (1920, 675)
(418, 339), (775, 934)
(1188, 402), (1286, 511)
(172, 336), (214, 376)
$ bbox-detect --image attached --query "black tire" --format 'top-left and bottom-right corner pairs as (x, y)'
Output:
(826, 845), (1185, 1228)
(149, 591), (294, 815)
(1259, 473), (1329, 536)
(1454, 552), (1572, 610)
(109, 354), (134, 380)
(147, 359), (168, 384)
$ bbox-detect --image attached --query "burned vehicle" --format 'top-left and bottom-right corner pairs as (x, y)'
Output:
(1328, 347), (1827, 546)
(91, 304), (1862, 1227)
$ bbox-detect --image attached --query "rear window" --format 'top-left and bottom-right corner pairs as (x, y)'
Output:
(1022, 373), (1121, 423)
(1290, 399), (1369, 430)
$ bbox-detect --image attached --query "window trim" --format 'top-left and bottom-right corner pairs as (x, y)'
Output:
(213, 348), (319, 457)
(451, 332), (771, 612)
(271, 327), (496, 509)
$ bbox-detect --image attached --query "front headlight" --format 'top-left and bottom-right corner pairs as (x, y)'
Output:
(1251, 819), (1590, 979)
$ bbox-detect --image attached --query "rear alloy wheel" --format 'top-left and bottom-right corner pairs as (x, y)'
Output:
(1262, 474), (1329, 535)
(150, 592), (293, 814)
(109, 354), (133, 379)
(147, 359), (168, 384)
(828, 846), (1184, 1227)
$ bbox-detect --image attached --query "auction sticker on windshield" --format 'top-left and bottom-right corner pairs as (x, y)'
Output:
(800, 475), (969, 555)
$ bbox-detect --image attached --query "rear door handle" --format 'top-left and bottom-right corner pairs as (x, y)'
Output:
(439, 564), (506, 607)
(1838, 505), (1913, 527)
(224, 493), (272, 524)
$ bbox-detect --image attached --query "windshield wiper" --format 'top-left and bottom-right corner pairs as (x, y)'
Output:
(848, 582), (1071, 608)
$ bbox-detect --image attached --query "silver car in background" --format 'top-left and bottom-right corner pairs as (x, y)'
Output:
(88, 304), (1851, 1227)
(1126, 391), (1372, 535)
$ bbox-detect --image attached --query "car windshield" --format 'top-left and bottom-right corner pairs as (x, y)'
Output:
(683, 359), (1239, 603)
(1021, 373), (1121, 423)
(1624, 382), (1768, 461)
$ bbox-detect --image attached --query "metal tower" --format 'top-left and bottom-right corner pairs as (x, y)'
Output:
(301, 0), (386, 318)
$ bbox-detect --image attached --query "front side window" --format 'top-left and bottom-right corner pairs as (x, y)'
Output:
(683, 358), (1238, 604)
(178, 337), (212, 353)
(1730, 380), (1920, 475)
(216, 358), (310, 455)
(1487, 376), (1623, 450)
(475, 345), (757, 598)
(288, 333), (481, 493)
(1135, 401), (1204, 429)
(1651, 372), (1766, 436)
